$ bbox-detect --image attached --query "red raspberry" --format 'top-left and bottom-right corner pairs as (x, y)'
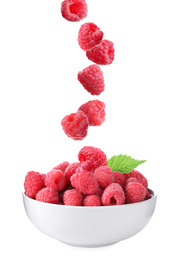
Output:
(145, 189), (151, 200)
(95, 187), (103, 196)
(61, 0), (88, 22)
(64, 162), (81, 185)
(124, 170), (148, 189)
(83, 195), (102, 206)
(53, 161), (69, 173)
(78, 100), (105, 126)
(61, 110), (89, 140)
(36, 187), (59, 204)
(45, 169), (66, 192)
(78, 146), (107, 171)
(94, 166), (115, 189)
(102, 183), (125, 206)
(78, 65), (105, 95)
(59, 186), (73, 203)
(113, 171), (126, 188)
(70, 167), (99, 195)
(40, 173), (46, 182)
(78, 22), (103, 51)
(86, 39), (115, 65)
(126, 182), (147, 204)
(24, 171), (45, 199)
(123, 177), (139, 191)
(63, 189), (83, 206)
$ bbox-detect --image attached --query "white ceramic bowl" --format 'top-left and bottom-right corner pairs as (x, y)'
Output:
(23, 189), (157, 247)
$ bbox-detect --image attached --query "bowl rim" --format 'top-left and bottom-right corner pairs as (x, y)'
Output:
(22, 188), (157, 209)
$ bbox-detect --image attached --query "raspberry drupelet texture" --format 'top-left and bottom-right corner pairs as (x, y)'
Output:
(86, 39), (115, 65)
(36, 187), (59, 204)
(125, 182), (146, 204)
(124, 170), (148, 189)
(63, 189), (83, 206)
(113, 171), (126, 188)
(45, 169), (66, 192)
(83, 195), (102, 206)
(78, 146), (107, 171)
(53, 161), (69, 173)
(101, 183), (125, 206)
(61, 110), (89, 140)
(78, 64), (105, 95)
(70, 167), (99, 195)
(61, 0), (88, 22)
(24, 171), (45, 199)
(78, 100), (105, 126)
(78, 22), (103, 51)
(94, 166), (115, 189)
(123, 177), (139, 191)
(64, 162), (81, 185)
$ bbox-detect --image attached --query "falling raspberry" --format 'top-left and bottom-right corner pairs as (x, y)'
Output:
(78, 100), (105, 126)
(78, 22), (103, 51)
(61, 0), (88, 22)
(61, 110), (89, 140)
(86, 39), (115, 65)
(78, 64), (105, 95)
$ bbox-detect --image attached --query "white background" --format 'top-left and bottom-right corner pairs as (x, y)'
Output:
(0, 0), (175, 259)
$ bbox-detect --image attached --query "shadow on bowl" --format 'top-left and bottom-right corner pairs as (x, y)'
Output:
(22, 189), (157, 247)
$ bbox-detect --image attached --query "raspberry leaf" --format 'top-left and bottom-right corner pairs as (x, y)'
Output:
(107, 154), (146, 174)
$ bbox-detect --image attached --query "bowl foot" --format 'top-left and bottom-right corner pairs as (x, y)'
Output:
(59, 240), (119, 248)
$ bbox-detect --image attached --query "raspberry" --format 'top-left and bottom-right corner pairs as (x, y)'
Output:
(113, 171), (126, 188)
(78, 100), (105, 126)
(53, 161), (69, 173)
(45, 169), (66, 192)
(123, 177), (139, 191)
(86, 40), (115, 65)
(70, 167), (99, 195)
(40, 173), (46, 182)
(36, 187), (59, 204)
(102, 183), (125, 206)
(124, 170), (148, 189)
(83, 195), (102, 206)
(126, 182), (147, 204)
(63, 189), (83, 206)
(64, 162), (81, 185)
(145, 189), (151, 200)
(61, 110), (89, 140)
(78, 22), (103, 51)
(78, 146), (107, 171)
(94, 166), (115, 189)
(24, 171), (45, 199)
(77, 65), (105, 95)
(61, 0), (88, 22)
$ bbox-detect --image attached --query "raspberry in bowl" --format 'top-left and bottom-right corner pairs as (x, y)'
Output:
(23, 146), (157, 247)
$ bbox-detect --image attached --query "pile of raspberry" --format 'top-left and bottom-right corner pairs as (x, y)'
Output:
(60, 1), (115, 141)
(24, 146), (152, 206)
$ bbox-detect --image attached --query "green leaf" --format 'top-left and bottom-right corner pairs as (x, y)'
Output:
(107, 154), (146, 174)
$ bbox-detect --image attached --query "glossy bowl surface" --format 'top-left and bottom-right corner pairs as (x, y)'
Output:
(23, 190), (157, 247)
